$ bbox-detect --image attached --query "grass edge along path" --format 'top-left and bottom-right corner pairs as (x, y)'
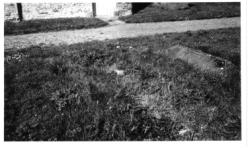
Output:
(4, 17), (108, 35)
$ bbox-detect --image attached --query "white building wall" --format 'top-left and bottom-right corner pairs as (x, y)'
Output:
(4, 3), (132, 21)
(96, 2), (116, 18)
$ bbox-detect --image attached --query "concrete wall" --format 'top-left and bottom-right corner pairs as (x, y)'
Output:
(116, 3), (132, 16)
(4, 3), (190, 21)
(4, 3), (132, 21)
(5, 3), (93, 21)
(96, 2), (116, 18)
(4, 3), (19, 21)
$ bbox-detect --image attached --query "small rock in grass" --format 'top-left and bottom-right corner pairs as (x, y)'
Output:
(107, 63), (125, 75)
(114, 69), (124, 75)
(178, 128), (191, 135)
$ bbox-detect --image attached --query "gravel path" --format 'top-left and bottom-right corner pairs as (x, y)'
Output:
(4, 17), (240, 50)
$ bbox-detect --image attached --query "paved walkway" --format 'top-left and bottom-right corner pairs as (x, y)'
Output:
(4, 17), (240, 50)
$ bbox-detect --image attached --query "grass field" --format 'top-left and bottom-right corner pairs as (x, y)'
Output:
(4, 17), (108, 35)
(120, 3), (240, 23)
(4, 28), (240, 141)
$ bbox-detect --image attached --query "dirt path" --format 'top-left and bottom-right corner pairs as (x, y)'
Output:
(4, 17), (240, 50)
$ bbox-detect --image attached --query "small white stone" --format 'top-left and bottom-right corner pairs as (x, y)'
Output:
(114, 69), (124, 75)
(178, 128), (190, 135)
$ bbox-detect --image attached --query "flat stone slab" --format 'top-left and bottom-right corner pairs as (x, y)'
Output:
(159, 45), (234, 73)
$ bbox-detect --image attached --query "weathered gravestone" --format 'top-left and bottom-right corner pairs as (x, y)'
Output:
(158, 45), (235, 74)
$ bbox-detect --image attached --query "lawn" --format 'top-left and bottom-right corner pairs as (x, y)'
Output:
(120, 2), (240, 23)
(4, 17), (108, 35)
(4, 28), (240, 141)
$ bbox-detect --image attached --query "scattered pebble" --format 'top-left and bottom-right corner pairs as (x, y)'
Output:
(114, 69), (124, 75)
(178, 128), (191, 135)
(107, 63), (125, 75)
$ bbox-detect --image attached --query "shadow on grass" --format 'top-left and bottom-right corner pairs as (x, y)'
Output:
(4, 17), (108, 35)
(120, 2), (240, 23)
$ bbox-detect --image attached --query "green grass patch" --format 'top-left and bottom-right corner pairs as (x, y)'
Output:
(4, 17), (108, 35)
(120, 2), (240, 23)
(4, 28), (240, 141)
